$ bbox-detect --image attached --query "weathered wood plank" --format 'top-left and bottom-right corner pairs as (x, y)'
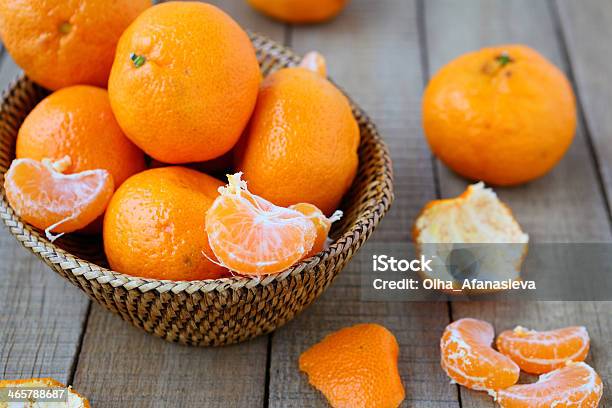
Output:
(268, 1), (457, 406)
(73, 305), (269, 407)
(71, 1), (277, 406)
(424, 0), (612, 406)
(0, 52), (90, 383)
(556, 0), (612, 216)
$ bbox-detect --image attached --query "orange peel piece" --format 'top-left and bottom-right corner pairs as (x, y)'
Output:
(414, 182), (529, 293)
(299, 323), (405, 408)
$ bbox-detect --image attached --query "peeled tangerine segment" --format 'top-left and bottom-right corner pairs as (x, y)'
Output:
(206, 173), (318, 275)
(0, 378), (90, 407)
(496, 362), (603, 408)
(414, 182), (529, 292)
(441, 318), (520, 392)
(299, 323), (405, 408)
(497, 326), (590, 374)
(3, 158), (114, 237)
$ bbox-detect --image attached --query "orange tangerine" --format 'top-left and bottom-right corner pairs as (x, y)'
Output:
(4, 157), (113, 240)
(299, 323), (405, 408)
(496, 362), (603, 408)
(205, 173), (318, 275)
(440, 318), (520, 391)
(497, 326), (590, 374)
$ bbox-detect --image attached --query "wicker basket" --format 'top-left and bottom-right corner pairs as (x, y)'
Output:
(0, 33), (393, 346)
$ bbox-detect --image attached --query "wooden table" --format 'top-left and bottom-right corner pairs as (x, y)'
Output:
(1, 0), (611, 406)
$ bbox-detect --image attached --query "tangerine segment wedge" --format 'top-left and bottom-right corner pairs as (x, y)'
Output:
(496, 362), (603, 408)
(206, 173), (317, 275)
(497, 326), (590, 374)
(4, 157), (114, 235)
(290, 203), (342, 258)
(299, 323), (405, 408)
(441, 318), (520, 391)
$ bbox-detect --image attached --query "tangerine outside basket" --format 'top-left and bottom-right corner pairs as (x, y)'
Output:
(0, 33), (393, 346)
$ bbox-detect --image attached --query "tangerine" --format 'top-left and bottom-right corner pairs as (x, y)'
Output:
(235, 56), (359, 216)
(103, 167), (227, 281)
(0, 0), (150, 90)
(4, 157), (114, 240)
(423, 45), (576, 186)
(109, 1), (260, 163)
(205, 173), (318, 275)
(247, 0), (350, 23)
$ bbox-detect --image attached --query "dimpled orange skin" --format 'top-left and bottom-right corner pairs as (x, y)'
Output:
(109, 1), (261, 164)
(103, 167), (228, 281)
(235, 67), (359, 216)
(299, 323), (405, 408)
(0, 0), (150, 90)
(17, 86), (146, 189)
(423, 45), (576, 186)
(247, 0), (350, 24)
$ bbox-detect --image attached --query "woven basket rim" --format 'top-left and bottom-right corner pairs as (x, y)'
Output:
(0, 32), (394, 296)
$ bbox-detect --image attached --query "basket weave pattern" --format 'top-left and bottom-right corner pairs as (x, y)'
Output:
(0, 34), (393, 346)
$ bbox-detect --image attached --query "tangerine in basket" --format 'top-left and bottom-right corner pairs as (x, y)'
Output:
(495, 362), (603, 408)
(17, 86), (146, 189)
(247, 0), (350, 23)
(299, 323), (405, 408)
(4, 157), (114, 239)
(423, 45), (576, 186)
(103, 167), (228, 281)
(413, 183), (528, 292)
(496, 326), (590, 374)
(206, 173), (339, 275)
(108, 1), (260, 163)
(440, 318), (520, 391)
(290, 203), (342, 258)
(235, 53), (359, 216)
(0, 378), (89, 407)
(0, 0), (150, 90)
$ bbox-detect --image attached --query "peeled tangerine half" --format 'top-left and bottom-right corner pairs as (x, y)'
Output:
(4, 157), (114, 240)
(497, 326), (590, 374)
(441, 318), (520, 392)
(299, 323), (405, 408)
(413, 182), (529, 293)
(496, 362), (603, 408)
(0, 378), (90, 407)
(205, 173), (340, 275)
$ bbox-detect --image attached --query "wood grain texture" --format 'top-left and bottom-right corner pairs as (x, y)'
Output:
(73, 305), (268, 407)
(424, 0), (612, 406)
(0, 52), (90, 383)
(71, 2), (275, 406)
(268, 1), (456, 407)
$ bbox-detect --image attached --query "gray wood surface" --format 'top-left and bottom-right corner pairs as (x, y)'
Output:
(0, 0), (611, 407)
(424, 0), (612, 406)
(267, 1), (456, 407)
